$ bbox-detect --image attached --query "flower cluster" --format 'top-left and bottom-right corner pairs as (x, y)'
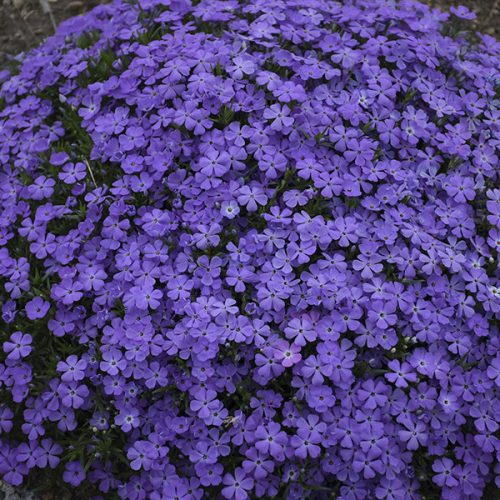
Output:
(0, 0), (499, 498)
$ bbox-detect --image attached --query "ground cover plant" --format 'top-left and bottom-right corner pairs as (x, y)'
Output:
(0, 0), (499, 498)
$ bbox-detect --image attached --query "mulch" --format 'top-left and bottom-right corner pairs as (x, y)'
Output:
(0, 0), (109, 68)
(425, 0), (499, 37)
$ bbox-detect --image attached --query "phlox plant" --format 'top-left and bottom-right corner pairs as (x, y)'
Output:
(0, 0), (499, 498)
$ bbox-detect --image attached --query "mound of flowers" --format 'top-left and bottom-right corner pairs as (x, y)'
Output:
(0, 0), (499, 498)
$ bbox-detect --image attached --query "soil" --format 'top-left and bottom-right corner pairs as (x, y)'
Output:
(425, 0), (499, 37)
(0, 0), (499, 70)
(0, 0), (110, 68)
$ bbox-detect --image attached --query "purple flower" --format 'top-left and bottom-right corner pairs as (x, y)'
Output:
(60, 382), (89, 409)
(432, 458), (459, 488)
(450, 5), (476, 19)
(291, 427), (322, 459)
(242, 448), (274, 480)
(57, 355), (87, 383)
(123, 285), (162, 310)
(63, 461), (85, 487)
(273, 340), (302, 368)
(100, 348), (126, 375)
(237, 184), (268, 212)
(284, 317), (317, 347)
(385, 360), (417, 388)
(228, 56), (256, 79)
(263, 104), (294, 131)
(115, 407), (140, 433)
(25, 297), (50, 320)
(254, 422), (288, 460)
(3, 332), (32, 360)
(357, 379), (388, 410)
(330, 217), (359, 247)
(127, 440), (158, 471)
(0, 0), (498, 497)
(51, 279), (83, 305)
(0, 406), (14, 433)
(222, 468), (254, 500)
(367, 300), (397, 329)
(190, 389), (219, 420)
(27, 176), (55, 200)
(469, 400), (498, 433)
(398, 420), (428, 450)
(34, 439), (62, 469)
(221, 200), (240, 219)
(192, 224), (222, 249)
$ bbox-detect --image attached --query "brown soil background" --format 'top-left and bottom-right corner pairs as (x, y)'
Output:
(0, 0), (110, 68)
(0, 0), (499, 70)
